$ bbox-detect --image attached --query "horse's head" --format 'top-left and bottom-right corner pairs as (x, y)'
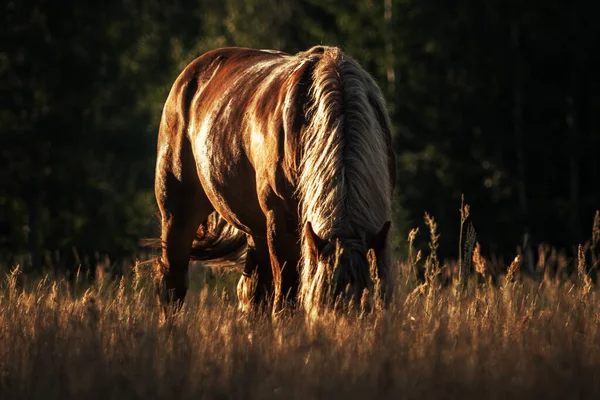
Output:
(304, 221), (391, 306)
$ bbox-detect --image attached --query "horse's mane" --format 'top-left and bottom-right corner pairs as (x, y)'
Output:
(294, 46), (393, 309)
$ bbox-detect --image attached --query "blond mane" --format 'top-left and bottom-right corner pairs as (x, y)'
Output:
(295, 47), (393, 311)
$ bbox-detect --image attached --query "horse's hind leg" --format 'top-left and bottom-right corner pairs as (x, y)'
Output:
(237, 235), (273, 312)
(154, 139), (213, 307)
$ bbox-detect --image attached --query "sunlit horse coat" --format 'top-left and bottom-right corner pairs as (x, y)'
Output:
(154, 46), (396, 313)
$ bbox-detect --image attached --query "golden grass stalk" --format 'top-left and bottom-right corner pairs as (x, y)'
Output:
(458, 195), (470, 287)
(406, 227), (420, 284)
(424, 212), (441, 312)
(578, 244), (593, 295)
(473, 242), (486, 281)
(503, 254), (521, 291)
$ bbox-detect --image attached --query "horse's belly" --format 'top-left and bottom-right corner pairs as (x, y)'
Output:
(194, 130), (267, 237)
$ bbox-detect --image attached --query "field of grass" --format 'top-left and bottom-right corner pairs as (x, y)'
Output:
(1, 212), (599, 399)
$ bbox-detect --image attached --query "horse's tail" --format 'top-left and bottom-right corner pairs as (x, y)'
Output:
(189, 212), (247, 266)
(140, 212), (247, 267)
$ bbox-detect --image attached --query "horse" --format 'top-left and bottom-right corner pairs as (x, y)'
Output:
(153, 45), (396, 314)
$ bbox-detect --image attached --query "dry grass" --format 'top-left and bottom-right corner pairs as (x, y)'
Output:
(1, 207), (599, 399)
(1, 252), (599, 400)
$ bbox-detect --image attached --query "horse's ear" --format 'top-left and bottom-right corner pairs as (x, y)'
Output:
(305, 222), (327, 261)
(369, 221), (391, 256)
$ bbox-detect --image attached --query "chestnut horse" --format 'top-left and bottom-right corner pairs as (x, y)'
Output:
(154, 45), (396, 314)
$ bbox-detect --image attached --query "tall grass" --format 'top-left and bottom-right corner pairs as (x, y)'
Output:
(1, 263), (599, 398)
(1, 210), (599, 399)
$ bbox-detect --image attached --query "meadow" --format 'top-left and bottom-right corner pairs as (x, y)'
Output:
(1, 212), (599, 400)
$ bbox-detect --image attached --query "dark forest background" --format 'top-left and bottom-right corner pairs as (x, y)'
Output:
(1, 0), (599, 273)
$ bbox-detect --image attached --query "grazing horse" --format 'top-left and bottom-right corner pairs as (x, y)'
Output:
(154, 45), (396, 314)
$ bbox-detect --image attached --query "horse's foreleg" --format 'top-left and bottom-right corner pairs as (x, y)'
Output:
(264, 210), (300, 312)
